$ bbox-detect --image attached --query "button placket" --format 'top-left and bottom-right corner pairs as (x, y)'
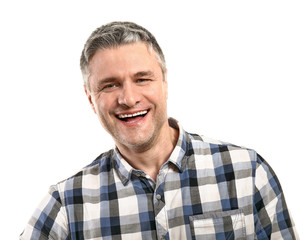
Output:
(154, 169), (169, 240)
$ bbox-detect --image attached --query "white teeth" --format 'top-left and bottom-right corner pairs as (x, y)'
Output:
(118, 110), (148, 119)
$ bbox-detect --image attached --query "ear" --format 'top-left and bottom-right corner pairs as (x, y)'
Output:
(84, 86), (97, 114)
(163, 69), (168, 100)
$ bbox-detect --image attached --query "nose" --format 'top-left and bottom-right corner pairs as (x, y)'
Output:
(118, 82), (139, 107)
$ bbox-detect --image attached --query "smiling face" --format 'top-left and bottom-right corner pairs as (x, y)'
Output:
(86, 42), (169, 151)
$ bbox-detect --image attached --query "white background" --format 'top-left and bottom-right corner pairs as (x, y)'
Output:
(0, 0), (305, 238)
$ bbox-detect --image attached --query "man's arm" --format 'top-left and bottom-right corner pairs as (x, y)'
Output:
(253, 154), (299, 239)
(20, 185), (68, 240)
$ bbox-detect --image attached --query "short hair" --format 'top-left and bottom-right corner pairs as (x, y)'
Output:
(80, 21), (166, 91)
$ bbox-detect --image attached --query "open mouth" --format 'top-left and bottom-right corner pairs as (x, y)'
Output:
(117, 110), (149, 122)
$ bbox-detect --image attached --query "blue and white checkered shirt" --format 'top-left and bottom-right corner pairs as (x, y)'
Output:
(20, 119), (299, 239)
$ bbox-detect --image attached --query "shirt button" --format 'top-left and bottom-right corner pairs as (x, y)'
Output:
(156, 194), (162, 200)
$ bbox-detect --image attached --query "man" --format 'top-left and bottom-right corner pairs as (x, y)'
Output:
(20, 21), (299, 239)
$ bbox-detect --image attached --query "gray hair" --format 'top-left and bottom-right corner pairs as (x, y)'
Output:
(80, 21), (166, 91)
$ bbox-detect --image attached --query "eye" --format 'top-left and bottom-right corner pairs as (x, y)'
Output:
(101, 83), (118, 92)
(104, 84), (116, 89)
(137, 79), (150, 83)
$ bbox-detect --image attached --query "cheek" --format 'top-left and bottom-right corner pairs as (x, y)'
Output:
(147, 82), (168, 100)
(148, 89), (168, 109)
(92, 96), (107, 114)
(94, 94), (119, 115)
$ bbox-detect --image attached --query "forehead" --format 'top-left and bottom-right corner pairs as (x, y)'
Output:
(88, 42), (161, 78)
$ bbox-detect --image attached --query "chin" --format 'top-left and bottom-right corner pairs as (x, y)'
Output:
(119, 135), (155, 151)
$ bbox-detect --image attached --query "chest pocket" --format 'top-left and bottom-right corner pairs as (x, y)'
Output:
(189, 209), (246, 240)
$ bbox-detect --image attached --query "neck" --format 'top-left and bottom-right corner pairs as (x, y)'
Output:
(116, 121), (179, 181)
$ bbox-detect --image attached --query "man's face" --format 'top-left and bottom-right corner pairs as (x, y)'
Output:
(86, 42), (168, 151)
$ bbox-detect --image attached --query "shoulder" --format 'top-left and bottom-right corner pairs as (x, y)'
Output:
(189, 133), (280, 183)
(55, 149), (115, 192)
(187, 132), (258, 165)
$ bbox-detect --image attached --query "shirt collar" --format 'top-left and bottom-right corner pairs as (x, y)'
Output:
(167, 118), (190, 172)
(113, 118), (191, 185)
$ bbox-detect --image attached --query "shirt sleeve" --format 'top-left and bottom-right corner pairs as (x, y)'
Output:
(253, 153), (299, 239)
(20, 185), (69, 240)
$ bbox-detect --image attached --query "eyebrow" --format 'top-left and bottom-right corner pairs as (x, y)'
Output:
(97, 71), (155, 85)
(98, 77), (117, 84)
(133, 71), (155, 78)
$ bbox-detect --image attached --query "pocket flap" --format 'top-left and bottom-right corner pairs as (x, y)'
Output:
(189, 209), (246, 240)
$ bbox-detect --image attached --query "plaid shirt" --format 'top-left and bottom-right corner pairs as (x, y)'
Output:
(20, 119), (299, 240)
